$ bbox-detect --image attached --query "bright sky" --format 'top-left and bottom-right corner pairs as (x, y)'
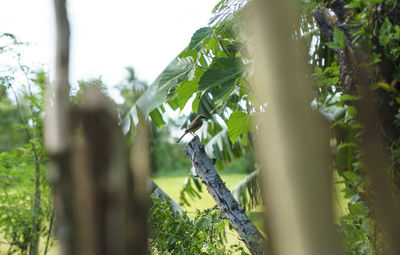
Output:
(1, 0), (218, 101)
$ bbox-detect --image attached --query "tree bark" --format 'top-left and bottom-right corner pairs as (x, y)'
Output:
(184, 137), (265, 255)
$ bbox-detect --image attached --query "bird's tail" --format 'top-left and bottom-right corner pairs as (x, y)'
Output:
(176, 131), (188, 143)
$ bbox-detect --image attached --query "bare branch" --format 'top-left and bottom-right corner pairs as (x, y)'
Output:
(184, 137), (265, 255)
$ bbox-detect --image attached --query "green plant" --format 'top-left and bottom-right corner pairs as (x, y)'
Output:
(148, 198), (248, 254)
(0, 34), (53, 254)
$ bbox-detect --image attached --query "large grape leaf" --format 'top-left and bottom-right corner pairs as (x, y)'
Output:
(198, 57), (242, 91)
(123, 57), (195, 132)
(227, 111), (249, 146)
(188, 27), (214, 51)
(158, 56), (195, 92)
(175, 68), (205, 111)
(149, 108), (166, 128)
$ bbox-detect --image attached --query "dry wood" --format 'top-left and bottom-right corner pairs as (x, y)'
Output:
(184, 137), (264, 255)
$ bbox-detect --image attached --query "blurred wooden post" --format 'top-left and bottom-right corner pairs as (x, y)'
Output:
(72, 86), (148, 255)
(46, 1), (149, 254)
(45, 1), (73, 254)
(249, 0), (343, 254)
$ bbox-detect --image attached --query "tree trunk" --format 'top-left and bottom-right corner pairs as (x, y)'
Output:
(184, 137), (265, 255)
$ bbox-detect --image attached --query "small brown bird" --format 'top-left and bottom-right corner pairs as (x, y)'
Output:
(176, 114), (207, 143)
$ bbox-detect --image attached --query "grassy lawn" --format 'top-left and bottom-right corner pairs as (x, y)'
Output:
(152, 170), (249, 212)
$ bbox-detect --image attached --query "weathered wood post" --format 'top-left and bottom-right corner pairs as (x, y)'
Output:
(45, 1), (149, 254)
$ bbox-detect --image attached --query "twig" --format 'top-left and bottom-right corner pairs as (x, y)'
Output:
(44, 208), (55, 255)
(6, 236), (16, 255)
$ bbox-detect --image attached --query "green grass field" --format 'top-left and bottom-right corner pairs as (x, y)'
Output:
(153, 171), (249, 212)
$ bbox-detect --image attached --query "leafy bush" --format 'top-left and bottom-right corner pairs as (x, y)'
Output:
(148, 198), (248, 254)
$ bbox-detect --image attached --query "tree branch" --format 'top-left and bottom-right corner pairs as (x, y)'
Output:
(184, 137), (265, 255)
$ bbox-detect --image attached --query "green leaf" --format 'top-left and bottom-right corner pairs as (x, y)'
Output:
(123, 58), (195, 134)
(379, 18), (394, 46)
(158, 57), (195, 92)
(195, 215), (212, 231)
(212, 79), (236, 101)
(344, 1), (361, 8)
(198, 57), (243, 91)
(346, 106), (358, 118)
(326, 29), (346, 49)
(168, 97), (179, 110)
(343, 171), (359, 184)
(340, 94), (359, 102)
(227, 111), (249, 146)
(176, 68), (204, 110)
(176, 79), (197, 110)
(188, 27), (214, 51)
(362, 55), (382, 67)
(231, 170), (260, 211)
(149, 108), (166, 127)
(348, 202), (367, 217)
(206, 36), (219, 52)
(179, 49), (198, 60)
(198, 93), (215, 116)
(192, 92), (201, 113)
(342, 187), (358, 199)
